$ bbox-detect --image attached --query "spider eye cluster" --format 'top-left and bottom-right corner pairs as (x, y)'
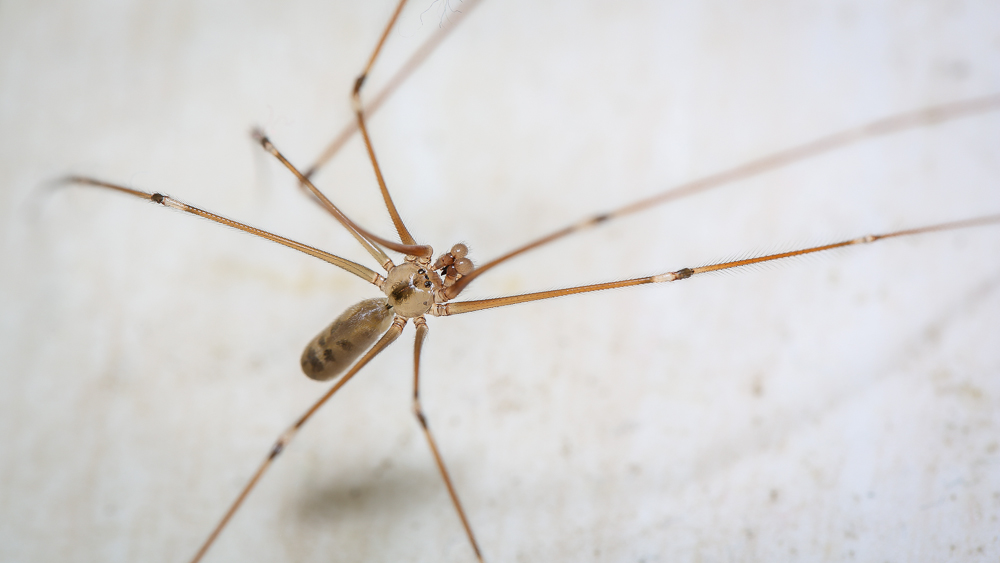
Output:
(383, 262), (435, 317)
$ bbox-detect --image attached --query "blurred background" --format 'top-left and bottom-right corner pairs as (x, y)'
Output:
(2, 0), (999, 561)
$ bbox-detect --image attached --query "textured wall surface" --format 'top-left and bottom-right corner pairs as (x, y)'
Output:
(2, 1), (1000, 562)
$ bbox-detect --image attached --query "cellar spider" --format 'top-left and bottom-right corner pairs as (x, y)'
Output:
(4, 0), (1000, 561)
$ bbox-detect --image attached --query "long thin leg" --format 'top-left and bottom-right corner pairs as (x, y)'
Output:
(412, 317), (483, 562)
(60, 176), (382, 286)
(253, 130), (433, 260)
(252, 130), (393, 268)
(433, 214), (1000, 317)
(188, 317), (406, 563)
(443, 94), (1000, 299)
(352, 0), (422, 249)
(303, 0), (484, 180)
